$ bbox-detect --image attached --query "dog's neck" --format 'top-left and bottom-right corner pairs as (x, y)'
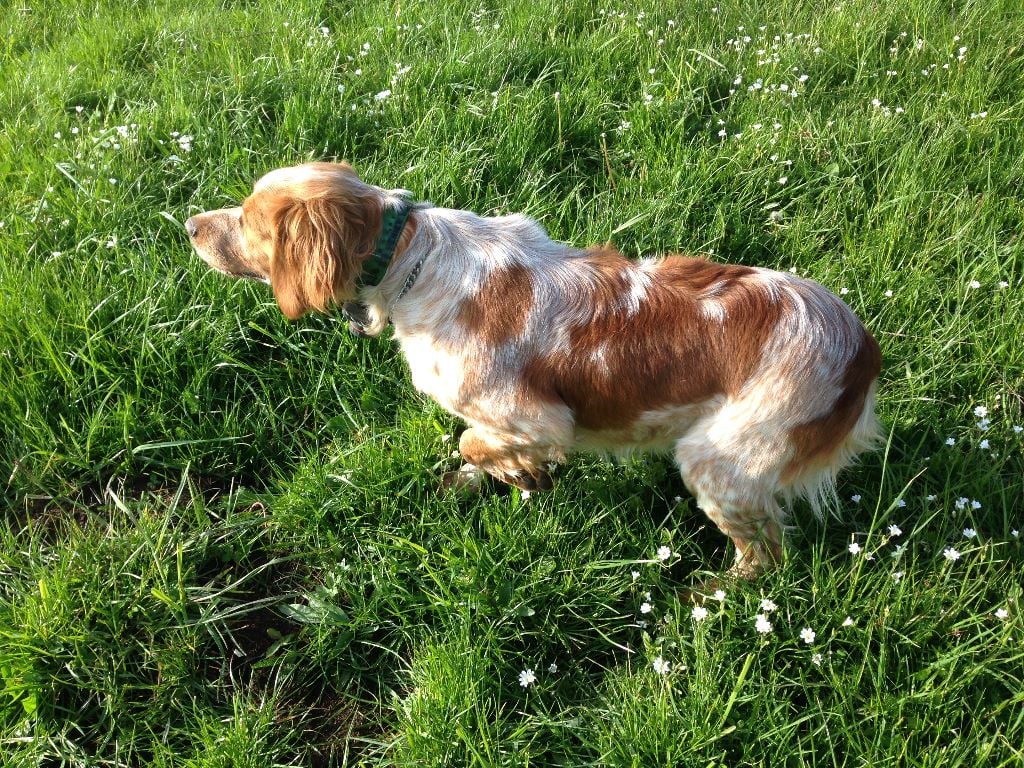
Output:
(343, 200), (427, 336)
(358, 197), (415, 288)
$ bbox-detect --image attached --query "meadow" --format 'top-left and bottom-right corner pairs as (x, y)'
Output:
(1, 0), (1022, 765)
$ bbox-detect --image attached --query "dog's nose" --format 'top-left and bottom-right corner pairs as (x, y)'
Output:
(185, 217), (198, 239)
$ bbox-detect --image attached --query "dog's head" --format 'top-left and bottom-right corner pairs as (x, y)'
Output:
(186, 162), (386, 319)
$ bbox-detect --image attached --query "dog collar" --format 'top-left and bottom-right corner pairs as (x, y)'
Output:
(343, 197), (423, 336)
(359, 197), (414, 288)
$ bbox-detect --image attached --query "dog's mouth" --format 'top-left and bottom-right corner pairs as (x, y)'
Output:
(212, 263), (269, 284)
(229, 268), (269, 283)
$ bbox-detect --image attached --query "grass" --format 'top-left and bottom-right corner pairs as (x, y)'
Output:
(1, 0), (1023, 764)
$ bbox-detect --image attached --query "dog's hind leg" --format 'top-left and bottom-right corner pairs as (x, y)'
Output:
(675, 419), (788, 580)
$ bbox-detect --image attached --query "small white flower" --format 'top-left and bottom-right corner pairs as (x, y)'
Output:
(374, 89), (392, 101)
(691, 605), (709, 622)
(851, 494), (862, 503)
(713, 589), (726, 602)
(778, 176), (788, 185)
(888, 524), (903, 537)
(842, 616), (855, 627)
(811, 652), (823, 666)
(945, 437), (956, 446)
(999, 281), (1009, 289)
(760, 599), (778, 612)
(848, 541), (862, 555)
(995, 608), (1009, 620)
(897, 499), (907, 508)
(519, 668), (536, 687)
(656, 545), (672, 562)
(893, 570), (904, 584)
(640, 601), (653, 614)
(652, 656), (670, 675)
(927, 494), (936, 502)
(979, 439), (990, 450)
(955, 497), (969, 511)
(754, 614), (773, 634)
(962, 528), (977, 539)
(884, 289), (894, 298)
(840, 287), (849, 295)
(631, 570), (640, 581)
(974, 405), (989, 418)
(1014, 426), (1023, 434)
(892, 544), (906, 559)
(1011, 530), (1019, 538)
(548, 662), (558, 673)
(969, 279), (981, 289)
(943, 547), (961, 561)
(799, 627), (816, 644)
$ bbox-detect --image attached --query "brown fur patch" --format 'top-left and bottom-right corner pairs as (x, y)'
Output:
(455, 263), (534, 345)
(521, 254), (784, 430)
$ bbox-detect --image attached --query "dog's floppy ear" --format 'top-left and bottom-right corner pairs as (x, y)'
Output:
(269, 184), (382, 320)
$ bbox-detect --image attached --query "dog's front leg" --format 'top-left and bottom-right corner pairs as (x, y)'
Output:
(455, 427), (556, 492)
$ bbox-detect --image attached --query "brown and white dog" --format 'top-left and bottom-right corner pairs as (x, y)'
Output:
(187, 161), (882, 579)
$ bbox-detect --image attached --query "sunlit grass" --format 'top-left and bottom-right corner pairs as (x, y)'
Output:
(1, 0), (1022, 765)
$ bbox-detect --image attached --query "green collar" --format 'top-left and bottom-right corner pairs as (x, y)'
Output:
(359, 199), (414, 287)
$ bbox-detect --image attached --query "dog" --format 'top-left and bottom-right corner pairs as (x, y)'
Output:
(186, 161), (882, 579)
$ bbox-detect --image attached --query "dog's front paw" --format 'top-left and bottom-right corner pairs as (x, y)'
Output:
(506, 468), (554, 492)
(440, 463), (485, 494)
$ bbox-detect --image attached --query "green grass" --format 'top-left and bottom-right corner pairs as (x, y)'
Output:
(2, 0), (1023, 764)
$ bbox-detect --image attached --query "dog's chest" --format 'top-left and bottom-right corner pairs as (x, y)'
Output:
(396, 332), (469, 412)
